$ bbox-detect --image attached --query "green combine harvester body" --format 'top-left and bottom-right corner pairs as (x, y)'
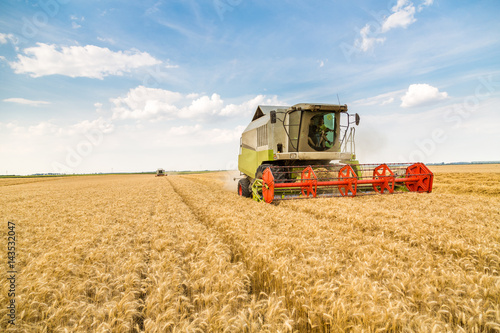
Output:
(237, 103), (433, 203)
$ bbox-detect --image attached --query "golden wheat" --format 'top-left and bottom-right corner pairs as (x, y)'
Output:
(1, 165), (499, 332)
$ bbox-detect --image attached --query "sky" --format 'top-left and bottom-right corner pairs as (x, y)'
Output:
(1, 0), (499, 174)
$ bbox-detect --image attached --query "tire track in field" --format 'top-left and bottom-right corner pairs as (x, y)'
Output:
(165, 176), (264, 288)
(168, 174), (358, 331)
(132, 177), (167, 331)
(166, 176), (307, 330)
(144, 177), (286, 331)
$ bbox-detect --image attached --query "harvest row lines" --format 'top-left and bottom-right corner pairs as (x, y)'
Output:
(172, 172), (500, 331)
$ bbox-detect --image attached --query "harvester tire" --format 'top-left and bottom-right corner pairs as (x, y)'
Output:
(238, 178), (251, 198)
(256, 164), (286, 181)
(255, 164), (272, 179)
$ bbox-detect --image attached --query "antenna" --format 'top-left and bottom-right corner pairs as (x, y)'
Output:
(337, 93), (341, 105)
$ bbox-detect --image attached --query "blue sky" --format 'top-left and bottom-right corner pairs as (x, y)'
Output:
(1, 0), (499, 174)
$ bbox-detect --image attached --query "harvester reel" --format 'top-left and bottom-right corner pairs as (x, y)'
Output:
(300, 166), (318, 198)
(373, 164), (395, 194)
(338, 165), (357, 197)
(247, 162), (433, 203)
(262, 168), (275, 203)
(405, 163), (433, 193)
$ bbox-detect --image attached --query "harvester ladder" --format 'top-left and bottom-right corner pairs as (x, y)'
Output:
(341, 127), (356, 157)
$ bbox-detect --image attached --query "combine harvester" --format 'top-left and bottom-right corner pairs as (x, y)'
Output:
(237, 103), (433, 203)
(156, 168), (166, 177)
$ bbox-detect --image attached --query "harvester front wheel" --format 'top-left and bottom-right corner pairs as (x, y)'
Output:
(255, 164), (272, 179)
(238, 178), (252, 198)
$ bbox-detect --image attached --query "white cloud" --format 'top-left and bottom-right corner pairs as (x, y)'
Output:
(418, 0), (434, 12)
(0, 33), (14, 44)
(111, 86), (285, 121)
(182, 94), (224, 118)
(381, 97), (395, 106)
(400, 84), (448, 108)
(354, 0), (433, 53)
(97, 36), (116, 44)
(186, 93), (200, 99)
(356, 24), (386, 52)
(164, 125), (245, 146)
(381, 1), (416, 33)
(0, 117), (116, 174)
(3, 97), (50, 106)
(207, 126), (246, 144)
(353, 84), (448, 109)
(70, 15), (84, 29)
(10, 43), (162, 79)
(220, 95), (284, 117)
(111, 86), (183, 120)
(352, 90), (405, 107)
(164, 62), (179, 69)
(68, 118), (114, 135)
(3, 117), (114, 138)
(28, 122), (59, 136)
(168, 124), (203, 136)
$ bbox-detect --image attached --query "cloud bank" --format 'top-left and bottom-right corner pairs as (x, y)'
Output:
(10, 43), (162, 79)
(111, 86), (285, 121)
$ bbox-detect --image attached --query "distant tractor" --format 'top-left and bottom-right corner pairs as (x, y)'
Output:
(156, 168), (166, 177)
(237, 103), (433, 203)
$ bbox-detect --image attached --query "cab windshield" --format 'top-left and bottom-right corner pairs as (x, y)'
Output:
(307, 113), (335, 151)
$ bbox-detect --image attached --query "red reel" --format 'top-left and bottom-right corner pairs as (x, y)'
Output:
(406, 163), (433, 193)
(301, 166), (317, 198)
(338, 165), (358, 197)
(373, 164), (395, 194)
(262, 167), (275, 203)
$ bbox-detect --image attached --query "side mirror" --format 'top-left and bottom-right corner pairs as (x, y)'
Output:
(355, 113), (360, 126)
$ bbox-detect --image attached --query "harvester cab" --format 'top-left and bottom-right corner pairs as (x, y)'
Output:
(237, 103), (433, 203)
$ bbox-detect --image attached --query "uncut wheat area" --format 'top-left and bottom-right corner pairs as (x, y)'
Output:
(0, 165), (499, 332)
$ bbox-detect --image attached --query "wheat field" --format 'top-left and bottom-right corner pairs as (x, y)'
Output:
(1, 165), (499, 332)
